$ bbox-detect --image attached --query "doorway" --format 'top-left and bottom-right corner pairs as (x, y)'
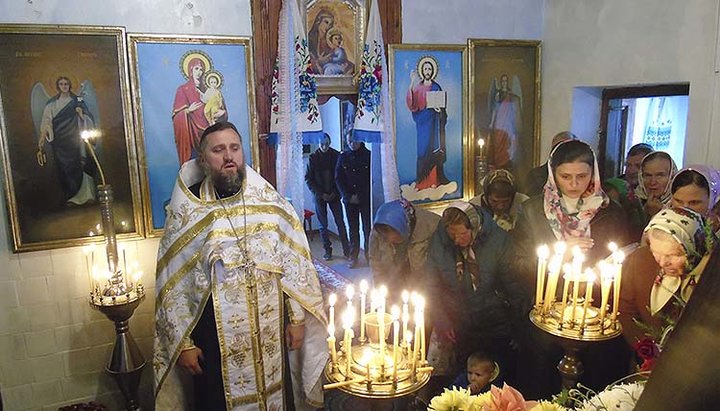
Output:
(598, 84), (689, 180)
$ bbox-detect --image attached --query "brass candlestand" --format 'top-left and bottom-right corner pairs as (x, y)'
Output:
(83, 132), (146, 410)
(530, 243), (624, 389)
(324, 285), (433, 399)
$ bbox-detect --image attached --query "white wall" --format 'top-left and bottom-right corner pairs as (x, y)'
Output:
(542, 0), (720, 167)
(0, 1), (251, 410)
(402, 0), (544, 43)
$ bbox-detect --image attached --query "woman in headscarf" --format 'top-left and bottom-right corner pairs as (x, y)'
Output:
(671, 165), (720, 234)
(424, 201), (525, 388)
(470, 169), (529, 231)
(368, 199), (440, 293)
(635, 151), (678, 221)
(509, 139), (631, 398)
(619, 207), (716, 354)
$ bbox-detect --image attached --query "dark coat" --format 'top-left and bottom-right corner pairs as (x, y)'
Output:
(523, 163), (548, 197)
(305, 147), (341, 200)
(425, 205), (526, 341)
(335, 144), (370, 204)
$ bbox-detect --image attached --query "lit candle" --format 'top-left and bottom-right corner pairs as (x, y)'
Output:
(328, 324), (338, 366)
(391, 305), (400, 382)
(405, 332), (414, 369)
(417, 296), (426, 363)
(379, 285), (388, 315)
(132, 270), (143, 289)
(412, 309), (420, 371)
(543, 256), (562, 314)
(611, 251), (625, 322)
(329, 293), (337, 327)
(359, 280), (368, 342)
(343, 309), (354, 378)
(536, 245), (550, 310)
(598, 260), (613, 321)
(370, 289), (379, 313)
(477, 138), (485, 158)
(559, 263), (572, 324)
(401, 290), (410, 346)
(377, 307), (385, 371)
(580, 269), (595, 327)
(570, 247), (584, 322)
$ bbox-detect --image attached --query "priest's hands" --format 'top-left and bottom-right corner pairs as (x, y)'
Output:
(286, 324), (306, 350)
(177, 347), (204, 375)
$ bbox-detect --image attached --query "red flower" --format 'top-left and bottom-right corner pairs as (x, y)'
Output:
(633, 337), (660, 361)
(639, 357), (657, 372)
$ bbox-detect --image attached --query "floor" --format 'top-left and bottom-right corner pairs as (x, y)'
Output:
(306, 230), (372, 285)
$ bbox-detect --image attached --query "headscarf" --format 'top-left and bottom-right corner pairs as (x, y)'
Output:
(635, 151), (678, 205)
(644, 207), (716, 314)
(444, 201), (483, 290)
(543, 140), (609, 240)
(480, 169), (517, 209)
(373, 198), (416, 242)
(643, 207), (713, 271)
(478, 169), (526, 231)
(672, 165), (720, 211)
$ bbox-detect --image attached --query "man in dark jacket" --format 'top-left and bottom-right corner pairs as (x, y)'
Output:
(305, 133), (350, 260)
(335, 135), (371, 268)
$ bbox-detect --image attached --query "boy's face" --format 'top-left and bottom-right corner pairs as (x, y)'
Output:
(331, 35), (342, 47)
(209, 77), (218, 88)
(467, 361), (494, 389)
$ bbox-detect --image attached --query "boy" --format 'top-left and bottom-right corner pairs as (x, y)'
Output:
(453, 351), (498, 394)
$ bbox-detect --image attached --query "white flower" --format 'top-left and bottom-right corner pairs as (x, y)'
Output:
(578, 382), (645, 411)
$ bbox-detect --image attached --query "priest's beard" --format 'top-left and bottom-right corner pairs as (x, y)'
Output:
(203, 162), (246, 197)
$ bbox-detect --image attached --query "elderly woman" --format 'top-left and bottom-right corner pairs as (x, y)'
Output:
(619, 207), (716, 350)
(368, 199), (440, 292)
(510, 139), (631, 398)
(671, 165), (720, 234)
(635, 151), (678, 221)
(424, 201), (525, 385)
(470, 169), (529, 231)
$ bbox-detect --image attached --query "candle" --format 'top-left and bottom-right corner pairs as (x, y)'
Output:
(328, 324), (338, 366)
(343, 309), (354, 378)
(536, 245), (550, 310)
(477, 138), (485, 158)
(554, 241), (567, 260)
(418, 297), (426, 363)
(401, 290), (410, 346)
(412, 310), (420, 372)
(559, 263), (572, 325)
(580, 269), (595, 327)
(379, 285), (388, 315)
(391, 305), (400, 382)
(329, 293), (337, 328)
(570, 247), (584, 322)
(611, 251), (625, 321)
(406, 332), (415, 372)
(543, 256), (562, 314)
(598, 260), (613, 321)
(360, 280), (368, 342)
(370, 289), (379, 313)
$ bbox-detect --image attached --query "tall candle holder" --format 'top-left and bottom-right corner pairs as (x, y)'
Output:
(475, 138), (488, 194)
(82, 130), (146, 410)
(323, 283), (433, 399)
(530, 242), (625, 389)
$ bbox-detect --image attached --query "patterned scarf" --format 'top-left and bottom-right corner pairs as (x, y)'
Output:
(635, 151), (678, 205)
(543, 141), (608, 240)
(645, 207), (715, 314)
(446, 201), (482, 290)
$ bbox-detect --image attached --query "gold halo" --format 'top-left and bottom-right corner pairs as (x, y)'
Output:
(204, 71), (223, 88)
(180, 50), (212, 79)
(416, 55), (439, 81)
(46, 75), (81, 95)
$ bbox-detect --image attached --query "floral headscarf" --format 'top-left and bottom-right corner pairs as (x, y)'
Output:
(543, 140), (608, 240)
(643, 207), (713, 271)
(635, 151), (678, 205)
(445, 201), (483, 290)
(672, 165), (720, 211)
(644, 207), (715, 314)
(446, 201), (482, 241)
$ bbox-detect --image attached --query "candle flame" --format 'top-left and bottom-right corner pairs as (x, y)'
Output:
(608, 242), (618, 253)
(402, 290), (410, 303)
(359, 279), (369, 293)
(132, 270), (142, 283)
(391, 305), (400, 320)
(329, 293), (337, 307)
(379, 285), (388, 298)
(554, 241), (567, 255)
(478, 138), (485, 147)
(584, 268), (596, 283)
(537, 244), (550, 259)
(345, 285), (355, 300)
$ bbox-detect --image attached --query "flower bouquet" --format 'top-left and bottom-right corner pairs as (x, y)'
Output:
(428, 383), (569, 411)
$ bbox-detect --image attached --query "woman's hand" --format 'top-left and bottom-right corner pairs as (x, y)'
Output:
(645, 194), (663, 217)
(564, 237), (594, 254)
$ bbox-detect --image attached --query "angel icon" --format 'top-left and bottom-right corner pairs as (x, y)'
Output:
(488, 73), (523, 170)
(31, 76), (101, 206)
